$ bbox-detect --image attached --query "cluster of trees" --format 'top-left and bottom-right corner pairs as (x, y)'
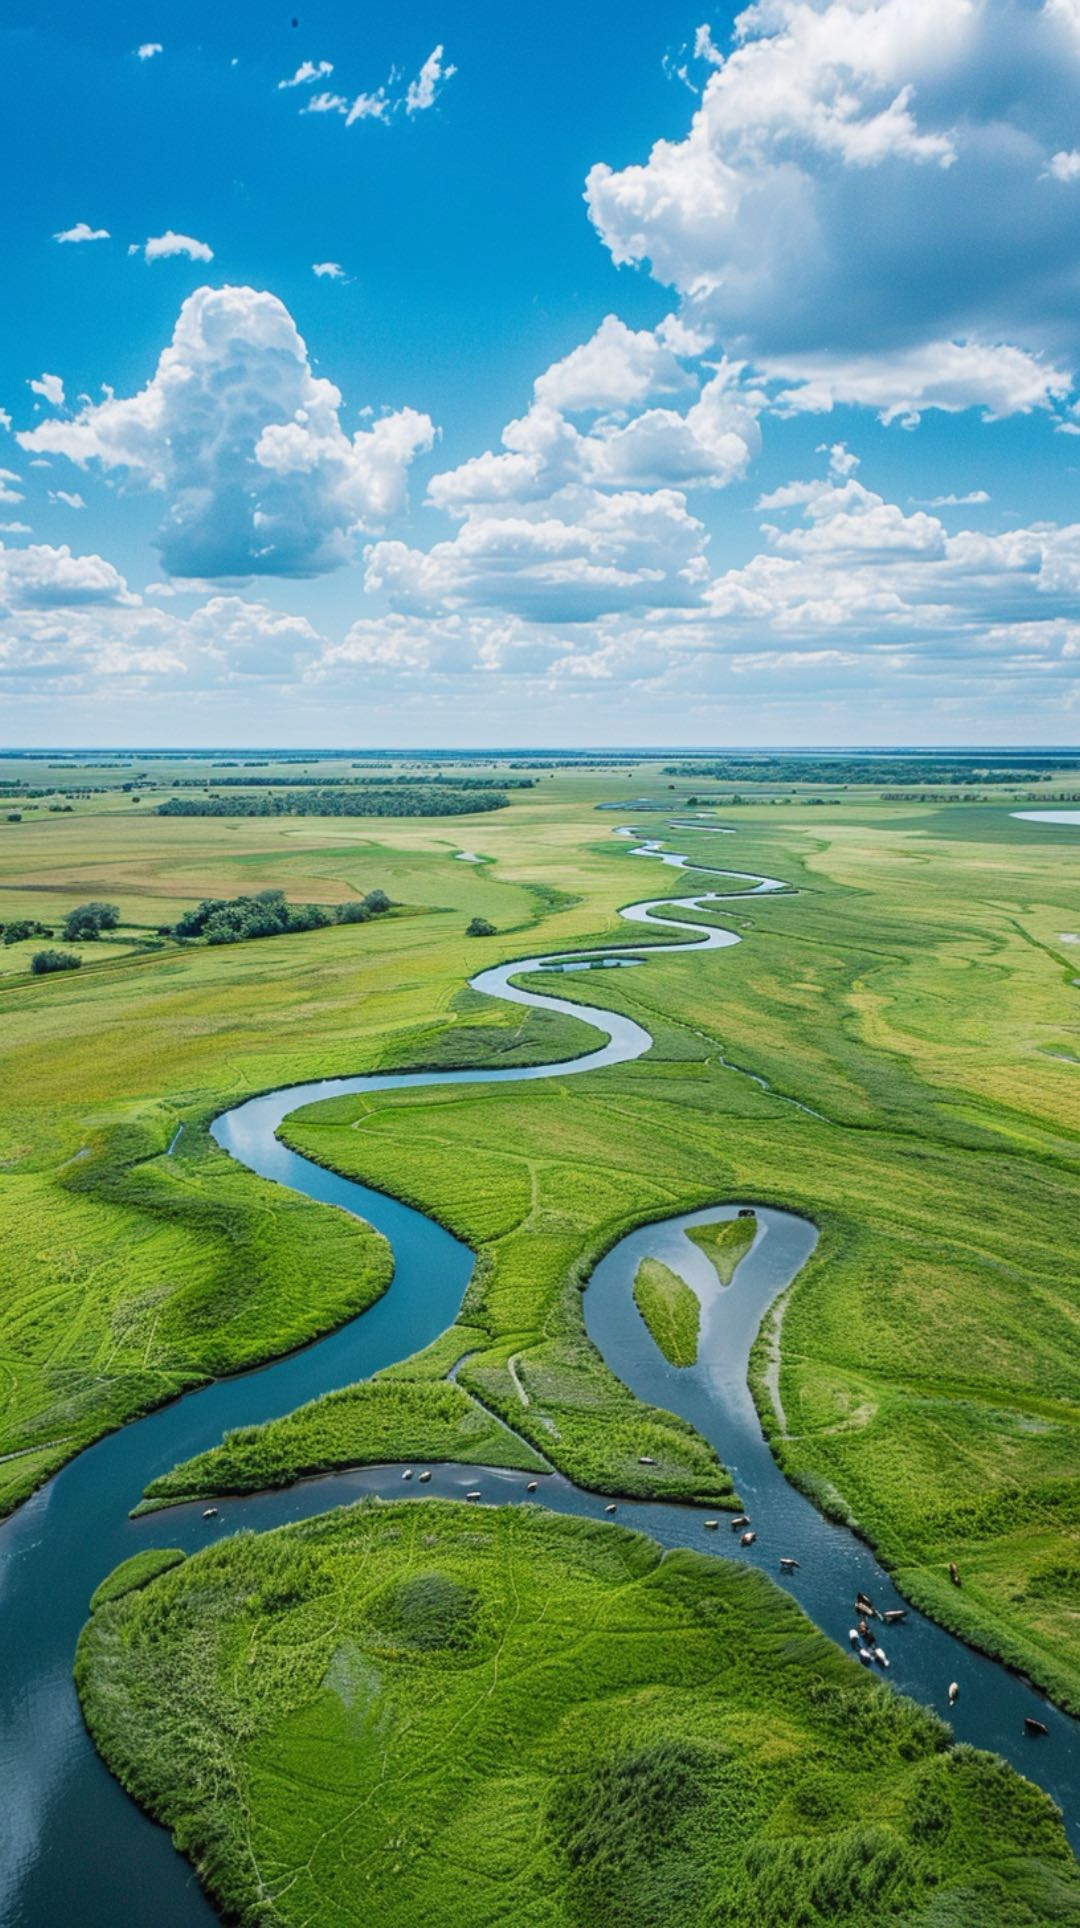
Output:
(170, 888), (392, 947)
(466, 917), (496, 937)
(63, 902), (119, 941)
(157, 787), (508, 819)
(2, 918), (53, 946)
(30, 949), (81, 975)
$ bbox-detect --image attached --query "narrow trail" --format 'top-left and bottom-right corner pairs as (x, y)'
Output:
(0, 826), (1075, 1928)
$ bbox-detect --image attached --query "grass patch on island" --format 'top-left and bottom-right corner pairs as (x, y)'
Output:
(687, 1211), (757, 1285)
(632, 1256), (700, 1366)
(135, 1377), (545, 1512)
(75, 1499), (1080, 1928)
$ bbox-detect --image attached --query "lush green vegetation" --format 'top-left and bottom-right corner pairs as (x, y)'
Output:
(170, 886), (393, 946)
(63, 900), (120, 940)
(466, 916), (496, 936)
(687, 1213), (756, 1285)
(157, 786), (508, 818)
(76, 1500), (1079, 1928)
(2, 918), (53, 945)
(88, 1546), (185, 1610)
(632, 1256), (700, 1366)
(30, 948), (81, 975)
(136, 1376), (545, 1511)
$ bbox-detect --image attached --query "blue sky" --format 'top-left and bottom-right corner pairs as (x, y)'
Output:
(4, 0), (1080, 745)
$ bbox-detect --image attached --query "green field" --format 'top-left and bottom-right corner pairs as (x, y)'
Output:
(75, 1500), (1080, 1928)
(2, 761), (1079, 1722)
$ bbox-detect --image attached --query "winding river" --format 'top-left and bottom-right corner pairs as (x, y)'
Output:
(0, 830), (1076, 1927)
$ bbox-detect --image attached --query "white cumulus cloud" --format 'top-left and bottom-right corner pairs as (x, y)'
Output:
(586, 0), (1080, 418)
(142, 231), (214, 264)
(54, 223), (110, 245)
(312, 261), (345, 279)
(29, 374), (65, 408)
(16, 285), (435, 579)
(0, 539), (134, 609)
(136, 42), (162, 60)
(367, 484), (710, 622)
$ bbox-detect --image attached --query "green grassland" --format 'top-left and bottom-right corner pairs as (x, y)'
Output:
(688, 1213), (757, 1285)
(632, 1257), (700, 1366)
(3, 771), (1080, 1719)
(75, 1499), (1079, 1928)
(148, 801), (1080, 1707)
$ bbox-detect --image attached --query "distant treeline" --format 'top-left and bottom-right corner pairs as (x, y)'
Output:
(881, 789), (1080, 804)
(157, 787), (509, 819)
(195, 774), (532, 791)
(662, 757), (1080, 785)
(170, 888), (392, 946)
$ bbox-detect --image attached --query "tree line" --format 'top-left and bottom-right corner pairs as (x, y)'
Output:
(156, 787), (509, 818)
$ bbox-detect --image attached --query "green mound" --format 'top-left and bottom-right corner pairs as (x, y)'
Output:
(75, 1500), (1078, 1928)
(632, 1257), (700, 1367)
(367, 1570), (484, 1656)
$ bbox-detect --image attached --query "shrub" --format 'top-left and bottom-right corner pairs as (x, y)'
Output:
(31, 949), (82, 975)
(62, 902), (120, 942)
(466, 916), (496, 937)
(2, 919), (52, 946)
(335, 893), (392, 925)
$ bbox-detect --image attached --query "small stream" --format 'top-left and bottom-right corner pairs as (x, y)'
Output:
(0, 830), (1076, 1926)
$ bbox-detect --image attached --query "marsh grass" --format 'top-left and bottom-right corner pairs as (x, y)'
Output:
(75, 1499), (1079, 1928)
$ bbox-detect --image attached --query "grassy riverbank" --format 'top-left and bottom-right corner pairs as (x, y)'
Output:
(75, 1499), (1079, 1928)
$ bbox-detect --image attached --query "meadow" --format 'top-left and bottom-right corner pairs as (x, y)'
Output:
(74, 1498), (1080, 1928)
(3, 762), (1079, 1724)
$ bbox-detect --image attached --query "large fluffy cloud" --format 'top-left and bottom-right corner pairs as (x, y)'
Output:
(366, 485), (711, 622)
(16, 286), (435, 578)
(427, 315), (762, 521)
(586, 0), (1080, 414)
(0, 589), (323, 694)
(0, 539), (133, 610)
(704, 447), (1080, 647)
